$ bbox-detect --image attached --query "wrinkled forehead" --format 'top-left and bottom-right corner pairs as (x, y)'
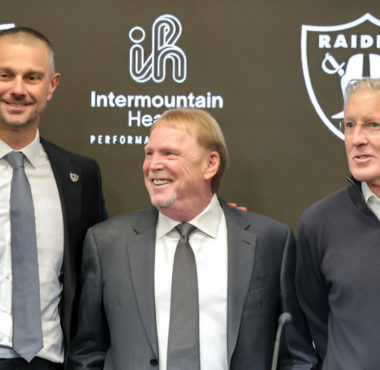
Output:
(145, 120), (202, 153)
(346, 88), (380, 105)
(344, 89), (380, 119)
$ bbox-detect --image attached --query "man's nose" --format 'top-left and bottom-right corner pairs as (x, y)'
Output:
(9, 76), (27, 97)
(350, 124), (369, 146)
(149, 154), (164, 170)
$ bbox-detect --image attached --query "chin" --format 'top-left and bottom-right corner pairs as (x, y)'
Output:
(151, 195), (176, 209)
(3, 117), (35, 128)
(351, 169), (380, 183)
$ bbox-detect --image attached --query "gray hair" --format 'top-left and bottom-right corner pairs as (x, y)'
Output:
(345, 78), (380, 103)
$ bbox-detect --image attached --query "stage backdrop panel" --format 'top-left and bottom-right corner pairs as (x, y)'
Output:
(1, 0), (379, 230)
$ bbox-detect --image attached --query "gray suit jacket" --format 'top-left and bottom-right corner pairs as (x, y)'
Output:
(68, 201), (316, 370)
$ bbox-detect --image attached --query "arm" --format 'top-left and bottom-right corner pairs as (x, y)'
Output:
(278, 228), (319, 370)
(68, 228), (110, 370)
(295, 218), (330, 364)
(93, 160), (108, 221)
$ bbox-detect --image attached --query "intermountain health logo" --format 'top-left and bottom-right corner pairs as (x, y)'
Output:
(129, 14), (186, 83)
(89, 14), (224, 146)
(301, 13), (380, 140)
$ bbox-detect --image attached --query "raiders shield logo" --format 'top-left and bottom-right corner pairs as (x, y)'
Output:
(301, 13), (380, 140)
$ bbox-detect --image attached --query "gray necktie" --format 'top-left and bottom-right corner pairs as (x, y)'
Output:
(167, 223), (200, 370)
(5, 151), (43, 362)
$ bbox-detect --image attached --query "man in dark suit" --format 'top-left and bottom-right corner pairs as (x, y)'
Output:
(69, 109), (316, 370)
(0, 27), (106, 369)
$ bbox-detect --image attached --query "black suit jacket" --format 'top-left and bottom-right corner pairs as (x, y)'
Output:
(41, 138), (107, 366)
(69, 200), (316, 370)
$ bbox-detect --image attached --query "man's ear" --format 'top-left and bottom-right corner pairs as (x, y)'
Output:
(47, 73), (61, 101)
(204, 151), (220, 180)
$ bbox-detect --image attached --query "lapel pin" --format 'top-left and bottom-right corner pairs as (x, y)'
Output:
(70, 172), (79, 183)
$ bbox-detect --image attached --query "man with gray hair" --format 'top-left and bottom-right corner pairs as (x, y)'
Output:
(296, 78), (380, 369)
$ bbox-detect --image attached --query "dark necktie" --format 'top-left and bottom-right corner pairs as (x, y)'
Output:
(5, 151), (43, 362)
(167, 223), (200, 370)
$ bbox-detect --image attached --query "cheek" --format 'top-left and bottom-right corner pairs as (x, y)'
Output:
(142, 159), (149, 173)
(373, 140), (380, 152)
(344, 139), (352, 154)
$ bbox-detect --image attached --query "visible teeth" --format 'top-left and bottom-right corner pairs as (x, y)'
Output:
(9, 103), (25, 107)
(153, 179), (170, 185)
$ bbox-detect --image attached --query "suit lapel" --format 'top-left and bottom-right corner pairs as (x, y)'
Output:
(127, 209), (159, 357)
(121, 202), (258, 361)
(222, 203), (257, 362)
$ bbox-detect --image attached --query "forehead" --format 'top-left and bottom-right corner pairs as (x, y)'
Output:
(346, 89), (380, 106)
(146, 123), (198, 149)
(0, 37), (51, 71)
(345, 89), (380, 114)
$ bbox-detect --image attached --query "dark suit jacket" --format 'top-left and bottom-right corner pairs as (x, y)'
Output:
(68, 201), (316, 370)
(41, 138), (107, 367)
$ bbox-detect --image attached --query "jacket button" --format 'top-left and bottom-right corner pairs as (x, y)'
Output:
(150, 358), (159, 366)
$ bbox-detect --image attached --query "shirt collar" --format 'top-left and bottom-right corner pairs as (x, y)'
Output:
(156, 194), (224, 239)
(362, 181), (380, 204)
(0, 130), (41, 168)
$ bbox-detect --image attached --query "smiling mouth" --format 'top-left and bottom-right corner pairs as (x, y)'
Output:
(3, 101), (30, 108)
(152, 179), (172, 185)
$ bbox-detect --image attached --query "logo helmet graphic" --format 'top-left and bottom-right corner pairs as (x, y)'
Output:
(301, 13), (380, 140)
(129, 14), (187, 84)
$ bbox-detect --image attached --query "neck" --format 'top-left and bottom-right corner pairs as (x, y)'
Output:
(0, 124), (38, 150)
(159, 193), (214, 222)
(368, 181), (380, 199)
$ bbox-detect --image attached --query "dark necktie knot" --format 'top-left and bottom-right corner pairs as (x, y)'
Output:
(175, 223), (196, 241)
(4, 151), (25, 169)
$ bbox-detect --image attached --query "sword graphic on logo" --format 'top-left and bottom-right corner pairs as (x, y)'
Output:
(322, 53), (345, 77)
(321, 52), (380, 119)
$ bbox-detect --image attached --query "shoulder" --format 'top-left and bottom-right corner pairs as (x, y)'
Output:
(220, 199), (292, 239)
(88, 208), (157, 238)
(299, 187), (352, 226)
(40, 137), (99, 168)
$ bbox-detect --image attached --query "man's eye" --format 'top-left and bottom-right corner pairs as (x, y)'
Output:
(0, 73), (9, 79)
(345, 121), (355, 129)
(370, 122), (380, 128)
(27, 75), (41, 82)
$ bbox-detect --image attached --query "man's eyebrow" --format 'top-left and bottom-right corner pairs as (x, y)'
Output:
(0, 66), (45, 74)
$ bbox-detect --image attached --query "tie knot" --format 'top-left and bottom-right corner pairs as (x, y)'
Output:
(4, 151), (25, 169)
(175, 223), (196, 240)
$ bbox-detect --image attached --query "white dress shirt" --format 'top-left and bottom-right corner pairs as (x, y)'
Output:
(154, 194), (228, 370)
(0, 131), (64, 362)
(362, 181), (380, 220)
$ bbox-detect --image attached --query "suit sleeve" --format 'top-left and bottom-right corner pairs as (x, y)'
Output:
(295, 217), (329, 364)
(68, 228), (110, 370)
(278, 228), (320, 370)
(84, 158), (108, 222)
(93, 160), (107, 221)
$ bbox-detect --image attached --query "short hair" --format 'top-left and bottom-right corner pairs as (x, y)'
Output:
(152, 108), (228, 193)
(0, 27), (56, 74)
(345, 78), (380, 101)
